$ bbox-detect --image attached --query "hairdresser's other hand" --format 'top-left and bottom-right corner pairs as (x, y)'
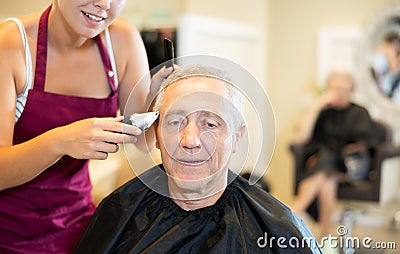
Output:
(53, 116), (141, 160)
(148, 66), (174, 103)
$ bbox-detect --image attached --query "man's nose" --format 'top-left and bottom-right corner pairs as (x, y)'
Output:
(94, 0), (111, 10)
(180, 121), (201, 150)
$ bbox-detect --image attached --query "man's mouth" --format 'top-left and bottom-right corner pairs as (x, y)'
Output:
(176, 159), (207, 166)
(82, 11), (106, 22)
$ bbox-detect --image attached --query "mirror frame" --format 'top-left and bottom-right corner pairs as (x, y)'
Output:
(357, 3), (400, 128)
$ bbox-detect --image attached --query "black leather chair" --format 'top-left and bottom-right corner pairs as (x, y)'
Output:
(289, 120), (400, 220)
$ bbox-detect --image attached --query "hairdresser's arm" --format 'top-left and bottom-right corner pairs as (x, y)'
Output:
(0, 23), (139, 191)
(0, 118), (140, 191)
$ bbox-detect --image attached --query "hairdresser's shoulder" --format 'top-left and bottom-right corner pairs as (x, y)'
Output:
(0, 13), (38, 50)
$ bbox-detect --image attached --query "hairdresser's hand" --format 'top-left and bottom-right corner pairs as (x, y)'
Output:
(54, 116), (142, 160)
(147, 66), (174, 105)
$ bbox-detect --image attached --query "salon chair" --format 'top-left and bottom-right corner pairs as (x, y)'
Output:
(290, 120), (400, 221)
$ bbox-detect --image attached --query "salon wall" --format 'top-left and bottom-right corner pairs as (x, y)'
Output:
(0, 1), (49, 18)
(266, 0), (398, 204)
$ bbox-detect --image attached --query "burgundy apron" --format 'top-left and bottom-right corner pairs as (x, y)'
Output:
(0, 6), (119, 253)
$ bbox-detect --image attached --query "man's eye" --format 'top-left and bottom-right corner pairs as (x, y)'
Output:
(168, 116), (187, 128)
(207, 123), (216, 128)
(204, 120), (219, 129)
(169, 120), (181, 127)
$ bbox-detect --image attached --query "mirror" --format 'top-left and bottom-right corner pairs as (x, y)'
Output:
(369, 17), (400, 104)
(361, 4), (400, 104)
(355, 2), (400, 129)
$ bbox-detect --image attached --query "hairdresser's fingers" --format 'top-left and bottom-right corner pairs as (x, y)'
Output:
(97, 141), (120, 154)
(91, 151), (109, 160)
(150, 66), (173, 93)
(153, 66), (173, 81)
(98, 131), (138, 144)
(74, 141), (114, 160)
(76, 141), (119, 160)
(120, 124), (142, 136)
(91, 117), (142, 136)
(56, 117), (137, 160)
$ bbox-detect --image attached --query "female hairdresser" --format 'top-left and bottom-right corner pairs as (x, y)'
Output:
(0, 0), (172, 253)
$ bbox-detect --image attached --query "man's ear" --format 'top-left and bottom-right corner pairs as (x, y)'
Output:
(232, 124), (246, 154)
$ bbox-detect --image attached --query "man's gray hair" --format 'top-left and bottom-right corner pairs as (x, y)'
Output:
(152, 65), (243, 119)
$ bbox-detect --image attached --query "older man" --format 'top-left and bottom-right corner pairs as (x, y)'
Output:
(75, 65), (321, 253)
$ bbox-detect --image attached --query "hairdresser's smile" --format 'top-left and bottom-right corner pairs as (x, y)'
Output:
(54, 0), (126, 39)
(81, 11), (107, 23)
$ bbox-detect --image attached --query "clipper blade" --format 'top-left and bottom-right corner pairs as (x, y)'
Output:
(123, 112), (159, 131)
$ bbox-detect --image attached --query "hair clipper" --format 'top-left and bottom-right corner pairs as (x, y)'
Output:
(123, 112), (159, 131)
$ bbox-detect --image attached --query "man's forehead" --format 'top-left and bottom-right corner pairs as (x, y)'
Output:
(161, 78), (232, 111)
(165, 76), (231, 95)
(162, 93), (231, 116)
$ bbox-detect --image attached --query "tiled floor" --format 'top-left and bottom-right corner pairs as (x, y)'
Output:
(301, 198), (400, 254)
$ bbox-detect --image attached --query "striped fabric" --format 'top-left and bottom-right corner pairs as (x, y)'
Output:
(4, 18), (33, 122)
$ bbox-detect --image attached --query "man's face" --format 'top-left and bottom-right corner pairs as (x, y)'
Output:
(156, 77), (243, 194)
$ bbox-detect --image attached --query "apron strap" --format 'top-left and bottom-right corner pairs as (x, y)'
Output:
(95, 34), (117, 93)
(33, 5), (51, 91)
(104, 28), (118, 89)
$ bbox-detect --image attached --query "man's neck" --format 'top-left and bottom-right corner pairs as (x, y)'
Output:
(172, 189), (225, 211)
(167, 170), (228, 211)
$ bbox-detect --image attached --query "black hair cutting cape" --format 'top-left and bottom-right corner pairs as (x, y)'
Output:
(75, 165), (322, 254)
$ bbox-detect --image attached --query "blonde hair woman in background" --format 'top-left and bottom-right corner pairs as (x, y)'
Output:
(291, 71), (374, 243)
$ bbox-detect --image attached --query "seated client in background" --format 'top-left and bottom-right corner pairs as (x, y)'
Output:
(75, 65), (321, 253)
(291, 70), (375, 237)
